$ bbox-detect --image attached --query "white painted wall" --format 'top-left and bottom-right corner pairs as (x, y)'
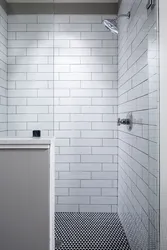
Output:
(7, 14), (118, 213)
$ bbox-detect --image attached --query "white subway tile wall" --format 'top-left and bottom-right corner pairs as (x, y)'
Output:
(118, 0), (159, 249)
(8, 14), (54, 137)
(0, 7), (7, 136)
(7, 14), (118, 213)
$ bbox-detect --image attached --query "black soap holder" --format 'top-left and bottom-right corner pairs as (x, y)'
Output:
(33, 130), (41, 138)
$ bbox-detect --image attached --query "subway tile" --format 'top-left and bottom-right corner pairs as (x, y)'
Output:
(70, 188), (101, 196)
(55, 139), (70, 147)
(81, 180), (113, 188)
(92, 97), (117, 105)
(80, 205), (111, 213)
(70, 163), (101, 172)
(55, 180), (80, 188)
(91, 196), (117, 205)
(54, 114), (70, 121)
(54, 56), (80, 64)
(103, 89), (118, 97)
(8, 89), (37, 97)
(8, 97), (26, 106)
(60, 147), (91, 155)
(71, 89), (102, 97)
(27, 122), (53, 130)
(38, 65), (53, 73)
(54, 89), (70, 97)
(54, 15), (70, 23)
(92, 172), (118, 180)
(81, 81), (113, 89)
(60, 97), (91, 106)
(38, 114), (54, 122)
(60, 24), (91, 32)
(8, 122), (26, 131)
(54, 106), (80, 114)
(17, 106), (48, 114)
(70, 40), (101, 48)
(55, 155), (80, 163)
(16, 32), (49, 40)
(60, 73), (91, 81)
(16, 56), (48, 65)
(55, 205), (78, 212)
(81, 56), (113, 64)
(70, 138), (102, 147)
(8, 15), (37, 24)
(27, 48), (53, 56)
(8, 65), (37, 73)
(81, 131), (114, 138)
(102, 163), (118, 172)
(8, 114), (37, 122)
(103, 139), (118, 146)
(81, 32), (113, 40)
(92, 48), (118, 56)
(8, 73), (26, 81)
(71, 114), (102, 122)
(54, 40), (70, 48)
(38, 15), (54, 24)
(59, 172), (91, 180)
(38, 39), (53, 48)
(54, 32), (80, 40)
(27, 73), (53, 81)
(71, 65), (102, 73)
(81, 155), (113, 163)
(81, 106), (114, 114)
(58, 196), (89, 204)
(8, 24), (26, 31)
(92, 122), (117, 130)
(55, 130), (80, 138)
(103, 65), (118, 73)
(8, 40), (37, 48)
(55, 188), (68, 196)
(92, 73), (117, 81)
(55, 163), (70, 171)
(27, 24), (53, 32)
(60, 122), (91, 130)
(54, 65), (70, 72)
(92, 147), (117, 155)
(59, 48), (91, 56)
(102, 40), (118, 47)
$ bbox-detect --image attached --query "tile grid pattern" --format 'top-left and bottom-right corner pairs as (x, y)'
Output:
(55, 212), (131, 250)
(0, 6), (7, 137)
(118, 0), (159, 249)
(7, 14), (119, 213)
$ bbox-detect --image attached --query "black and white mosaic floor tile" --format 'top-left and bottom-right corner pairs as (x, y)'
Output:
(55, 212), (131, 250)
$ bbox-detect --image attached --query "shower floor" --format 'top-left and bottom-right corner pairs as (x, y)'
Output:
(55, 212), (131, 250)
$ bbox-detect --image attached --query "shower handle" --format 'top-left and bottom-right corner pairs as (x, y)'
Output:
(117, 118), (130, 126)
(117, 113), (133, 131)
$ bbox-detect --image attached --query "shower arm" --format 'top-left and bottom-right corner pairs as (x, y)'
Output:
(117, 11), (131, 20)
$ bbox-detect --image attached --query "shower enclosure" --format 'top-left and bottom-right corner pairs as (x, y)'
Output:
(0, 0), (161, 249)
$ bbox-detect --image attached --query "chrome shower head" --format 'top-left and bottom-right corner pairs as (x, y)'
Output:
(103, 12), (130, 34)
(103, 19), (118, 34)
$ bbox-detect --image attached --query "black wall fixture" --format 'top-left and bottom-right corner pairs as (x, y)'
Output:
(33, 130), (41, 138)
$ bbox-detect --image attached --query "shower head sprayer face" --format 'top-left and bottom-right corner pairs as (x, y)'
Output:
(103, 12), (130, 34)
(103, 19), (118, 34)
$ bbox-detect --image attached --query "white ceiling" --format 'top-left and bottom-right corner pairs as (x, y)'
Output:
(7, 0), (118, 3)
